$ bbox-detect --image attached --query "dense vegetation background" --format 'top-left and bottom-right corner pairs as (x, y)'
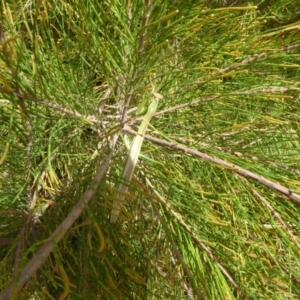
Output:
(1, 0), (300, 299)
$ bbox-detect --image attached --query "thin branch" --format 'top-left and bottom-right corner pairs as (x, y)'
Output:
(170, 135), (300, 175)
(232, 87), (299, 95)
(155, 95), (220, 117)
(198, 53), (268, 83)
(0, 136), (118, 300)
(147, 183), (204, 300)
(0, 87), (103, 126)
(146, 178), (251, 300)
(137, 0), (151, 60)
(14, 87), (33, 277)
(125, 127), (300, 205)
(154, 87), (297, 120)
(251, 189), (300, 249)
(0, 238), (15, 246)
(120, 0), (152, 122)
(0, 210), (27, 218)
(283, 44), (300, 51)
(198, 43), (300, 84)
(139, 170), (195, 298)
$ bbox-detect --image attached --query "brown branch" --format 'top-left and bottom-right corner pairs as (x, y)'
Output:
(125, 127), (300, 205)
(14, 212), (32, 278)
(146, 178), (251, 300)
(198, 53), (268, 83)
(137, 0), (151, 60)
(0, 210), (27, 218)
(155, 95), (220, 117)
(0, 238), (15, 246)
(170, 135), (300, 175)
(152, 86), (297, 120)
(0, 87), (103, 126)
(283, 43), (300, 51)
(251, 189), (300, 249)
(147, 184), (205, 300)
(13, 87), (34, 278)
(232, 87), (299, 95)
(121, 0), (152, 122)
(198, 43), (300, 84)
(0, 137), (118, 300)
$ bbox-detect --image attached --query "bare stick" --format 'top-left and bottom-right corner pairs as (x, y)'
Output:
(251, 189), (300, 249)
(125, 128), (300, 205)
(14, 87), (33, 277)
(148, 184), (205, 300)
(120, 0), (152, 122)
(198, 44), (300, 83)
(0, 138), (117, 300)
(152, 87), (297, 120)
(146, 178), (251, 300)
(0, 87), (102, 126)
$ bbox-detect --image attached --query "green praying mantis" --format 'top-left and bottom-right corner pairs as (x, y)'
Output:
(110, 91), (163, 223)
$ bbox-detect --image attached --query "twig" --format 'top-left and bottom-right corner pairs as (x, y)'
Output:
(283, 43), (300, 51)
(153, 86), (297, 120)
(0, 136), (118, 300)
(14, 87), (33, 277)
(251, 189), (300, 249)
(0, 87), (103, 126)
(170, 135), (300, 175)
(124, 128), (300, 205)
(232, 87), (299, 95)
(146, 178), (251, 300)
(155, 95), (220, 117)
(0, 238), (15, 246)
(120, 0), (152, 122)
(198, 44), (300, 84)
(0, 210), (27, 218)
(148, 185), (204, 299)
(198, 53), (268, 83)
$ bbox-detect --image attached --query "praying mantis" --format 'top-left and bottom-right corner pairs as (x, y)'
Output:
(110, 91), (162, 223)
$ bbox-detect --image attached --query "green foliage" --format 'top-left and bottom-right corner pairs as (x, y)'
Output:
(1, 0), (300, 299)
